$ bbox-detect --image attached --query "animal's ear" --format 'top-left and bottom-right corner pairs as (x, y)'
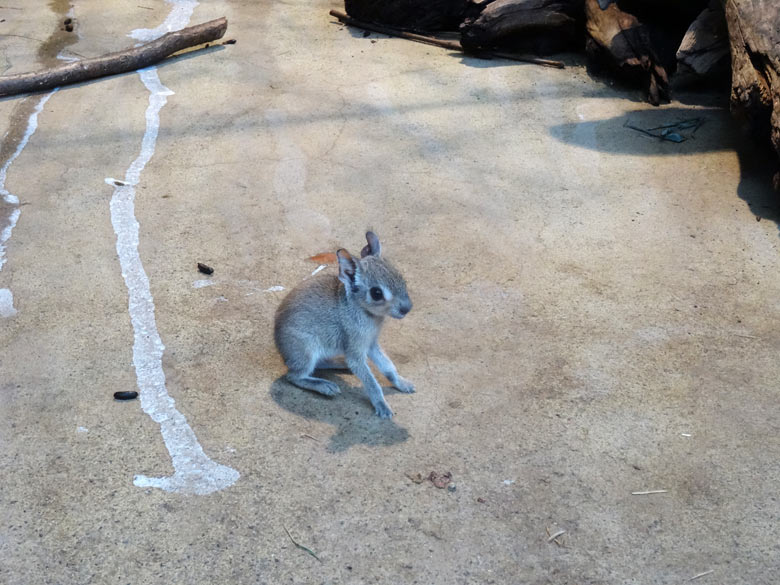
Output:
(361, 231), (382, 258)
(337, 249), (357, 286)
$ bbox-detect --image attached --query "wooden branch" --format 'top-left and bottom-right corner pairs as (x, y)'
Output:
(329, 9), (564, 68)
(0, 17), (228, 97)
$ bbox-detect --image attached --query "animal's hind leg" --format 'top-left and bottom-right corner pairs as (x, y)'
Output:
(285, 352), (341, 397)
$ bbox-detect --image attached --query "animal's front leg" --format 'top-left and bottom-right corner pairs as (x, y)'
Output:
(368, 343), (415, 393)
(346, 353), (393, 418)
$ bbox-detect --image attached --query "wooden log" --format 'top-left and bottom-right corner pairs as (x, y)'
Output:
(330, 9), (565, 68)
(584, 0), (669, 105)
(460, 0), (583, 54)
(343, 0), (468, 31)
(725, 0), (780, 179)
(676, 0), (729, 80)
(0, 17), (228, 97)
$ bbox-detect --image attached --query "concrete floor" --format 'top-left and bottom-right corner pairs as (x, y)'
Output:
(1, 1), (779, 584)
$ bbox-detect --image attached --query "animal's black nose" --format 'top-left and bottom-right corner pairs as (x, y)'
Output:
(399, 302), (412, 316)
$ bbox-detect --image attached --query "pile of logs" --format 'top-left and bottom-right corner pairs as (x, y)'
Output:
(340, 0), (780, 183)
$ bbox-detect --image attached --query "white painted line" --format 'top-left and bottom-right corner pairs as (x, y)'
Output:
(109, 67), (238, 496)
(0, 288), (17, 317)
(130, 0), (199, 42)
(107, 0), (238, 495)
(0, 90), (57, 317)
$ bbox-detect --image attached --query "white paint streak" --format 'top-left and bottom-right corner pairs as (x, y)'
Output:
(0, 90), (56, 317)
(193, 279), (215, 288)
(0, 288), (17, 317)
(310, 265), (327, 277)
(110, 67), (237, 495)
(108, 0), (238, 495)
(0, 91), (56, 272)
(130, 0), (199, 42)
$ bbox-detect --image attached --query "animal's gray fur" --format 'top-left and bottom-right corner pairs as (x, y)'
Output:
(274, 232), (413, 418)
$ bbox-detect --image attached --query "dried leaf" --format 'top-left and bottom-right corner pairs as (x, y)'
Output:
(428, 471), (453, 489)
(307, 252), (338, 264)
(406, 472), (425, 484)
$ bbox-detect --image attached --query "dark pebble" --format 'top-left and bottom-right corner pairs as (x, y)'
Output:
(223, 39), (237, 45)
(197, 262), (214, 275)
(64, 18), (72, 25)
(65, 24), (74, 32)
(114, 391), (138, 401)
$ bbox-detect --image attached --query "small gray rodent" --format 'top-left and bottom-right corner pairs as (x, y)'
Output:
(274, 231), (414, 418)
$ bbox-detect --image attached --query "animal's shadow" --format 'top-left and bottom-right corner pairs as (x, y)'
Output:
(270, 372), (410, 453)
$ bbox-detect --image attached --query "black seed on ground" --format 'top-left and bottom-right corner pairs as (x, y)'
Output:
(197, 262), (214, 275)
(114, 391), (138, 401)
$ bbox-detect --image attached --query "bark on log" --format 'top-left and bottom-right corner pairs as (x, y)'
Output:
(725, 0), (780, 173)
(460, 0), (583, 54)
(0, 17), (228, 97)
(584, 0), (669, 105)
(676, 0), (729, 80)
(343, 0), (468, 31)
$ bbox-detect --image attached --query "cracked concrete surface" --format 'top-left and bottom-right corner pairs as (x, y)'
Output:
(1, 1), (780, 584)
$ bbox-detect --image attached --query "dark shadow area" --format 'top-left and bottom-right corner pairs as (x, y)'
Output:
(734, 135), (780, 229)
(270, 375), (410, 453)
(549, 106), (780, 230)
(549, 106), (734, 155)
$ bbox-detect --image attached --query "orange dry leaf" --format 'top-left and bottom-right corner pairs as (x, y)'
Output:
(307, 252), (338, 264)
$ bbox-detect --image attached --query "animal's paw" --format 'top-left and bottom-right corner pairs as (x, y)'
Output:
(394, 377), (415, 394)
(374, 400), (394, 419)
(317, 381), (341, 396)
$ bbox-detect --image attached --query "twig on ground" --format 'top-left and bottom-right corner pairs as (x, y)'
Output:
(688, 570), (714, 580)
(631, 489), (668, 495)
(329, 9), (564, 69)
(284, 526), (322, 562)
(546, 528), (566, 544)
(301, 433), (320, 442)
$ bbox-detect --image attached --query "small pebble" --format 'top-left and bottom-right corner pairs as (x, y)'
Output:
(223, 39), (237, 45)
(114, 391), (138, 401)
(64, 18), (72, 25)
(65, 24), (74, 32)
(447, 485), (456, 493)
(197, 262), (214, 275)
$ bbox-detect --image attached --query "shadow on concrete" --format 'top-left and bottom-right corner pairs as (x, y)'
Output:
(548, 106), (780, 231)
(270, 375), (410, 453)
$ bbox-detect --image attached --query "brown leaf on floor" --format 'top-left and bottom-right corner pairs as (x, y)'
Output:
(307, 252), (338, 264)
(428, 471), (453, 489)
(406, 472), (426, 484)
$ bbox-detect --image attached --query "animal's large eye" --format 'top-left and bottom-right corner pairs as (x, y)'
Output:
(370, 287), (384, 301)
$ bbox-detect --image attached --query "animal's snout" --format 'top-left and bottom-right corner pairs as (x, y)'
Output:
(398, 301), (412, 316)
